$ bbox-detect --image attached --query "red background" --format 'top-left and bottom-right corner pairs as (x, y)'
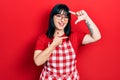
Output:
(0, 0), (120, 80)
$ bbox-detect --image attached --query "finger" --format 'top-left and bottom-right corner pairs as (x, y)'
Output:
(81, 10), (85, 13)
(75, 19), (80, 24)
(80, 11), (83, 15)
(81, 10), (87, 15)
(60, 36), (68, 39)
(80, 10), (85, 15)
(76, 12), (80, 16)
(69, 11), (76, 15)
(77, 11), (83, 16)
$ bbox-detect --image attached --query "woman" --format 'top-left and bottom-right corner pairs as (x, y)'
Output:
(34, 4), (101, 80)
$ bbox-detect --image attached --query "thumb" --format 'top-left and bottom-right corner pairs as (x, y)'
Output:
(75, 19), (80, 24)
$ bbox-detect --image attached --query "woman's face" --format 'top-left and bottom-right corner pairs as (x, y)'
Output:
(53, 10), (69, 31)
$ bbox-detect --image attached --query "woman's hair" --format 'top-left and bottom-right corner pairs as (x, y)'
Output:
(46, 4), (71, 38)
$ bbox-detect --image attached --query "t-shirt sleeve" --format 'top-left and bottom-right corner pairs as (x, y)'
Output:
(35, 34), (48, 50)
(76, 31), (87, 46)
(70, 31), (86, 53)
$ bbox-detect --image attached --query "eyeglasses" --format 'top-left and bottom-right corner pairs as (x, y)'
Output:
(55, 14), (69, 21)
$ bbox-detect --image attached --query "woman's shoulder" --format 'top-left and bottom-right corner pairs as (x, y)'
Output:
(70, 31), (87, 42)
(38, 33), (48, 39)
(35, 33), (50, 50)
(37, 33), (48, 41)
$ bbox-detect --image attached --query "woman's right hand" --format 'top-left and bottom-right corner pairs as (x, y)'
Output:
(51, 34), (68, 47)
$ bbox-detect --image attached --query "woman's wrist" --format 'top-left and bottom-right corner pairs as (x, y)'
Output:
(50, 42), (57, 49)
(85, 15), (90, 22)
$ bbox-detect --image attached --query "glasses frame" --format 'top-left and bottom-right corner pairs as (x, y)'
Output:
(55, 14), (69, 21)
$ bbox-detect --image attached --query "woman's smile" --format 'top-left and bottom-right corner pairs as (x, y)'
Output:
(58, 22), (65, 27)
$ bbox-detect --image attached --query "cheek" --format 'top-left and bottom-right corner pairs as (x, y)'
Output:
(53, 18), (59, 28)
(65, 20), (69, 25)
(53, 17), (57, 24)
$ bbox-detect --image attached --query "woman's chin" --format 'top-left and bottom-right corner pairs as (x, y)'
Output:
(56, 25), (65, 30)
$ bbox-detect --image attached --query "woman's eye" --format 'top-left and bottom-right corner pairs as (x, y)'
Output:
(56, 14), (61, 17)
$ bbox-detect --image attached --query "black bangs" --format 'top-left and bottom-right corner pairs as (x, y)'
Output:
(57, 9), (69, 16)
(54, 4), (70, 16)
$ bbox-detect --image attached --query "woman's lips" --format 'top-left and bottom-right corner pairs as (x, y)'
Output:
(58, 22), (64, 26)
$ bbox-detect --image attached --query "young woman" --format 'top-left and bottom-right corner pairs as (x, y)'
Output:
(34, 4), (101, 80)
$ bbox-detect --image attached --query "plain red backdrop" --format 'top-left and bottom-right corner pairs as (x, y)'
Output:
(0, 0), (120, 80)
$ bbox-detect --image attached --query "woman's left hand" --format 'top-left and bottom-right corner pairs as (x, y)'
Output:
(69, 10), (89, 24)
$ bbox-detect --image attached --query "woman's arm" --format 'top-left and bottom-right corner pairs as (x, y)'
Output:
(34, 43), (56, 66)
(82, 15), (101, 45)
(34, 35), (68, 66)
(69, 10), (101, 45)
